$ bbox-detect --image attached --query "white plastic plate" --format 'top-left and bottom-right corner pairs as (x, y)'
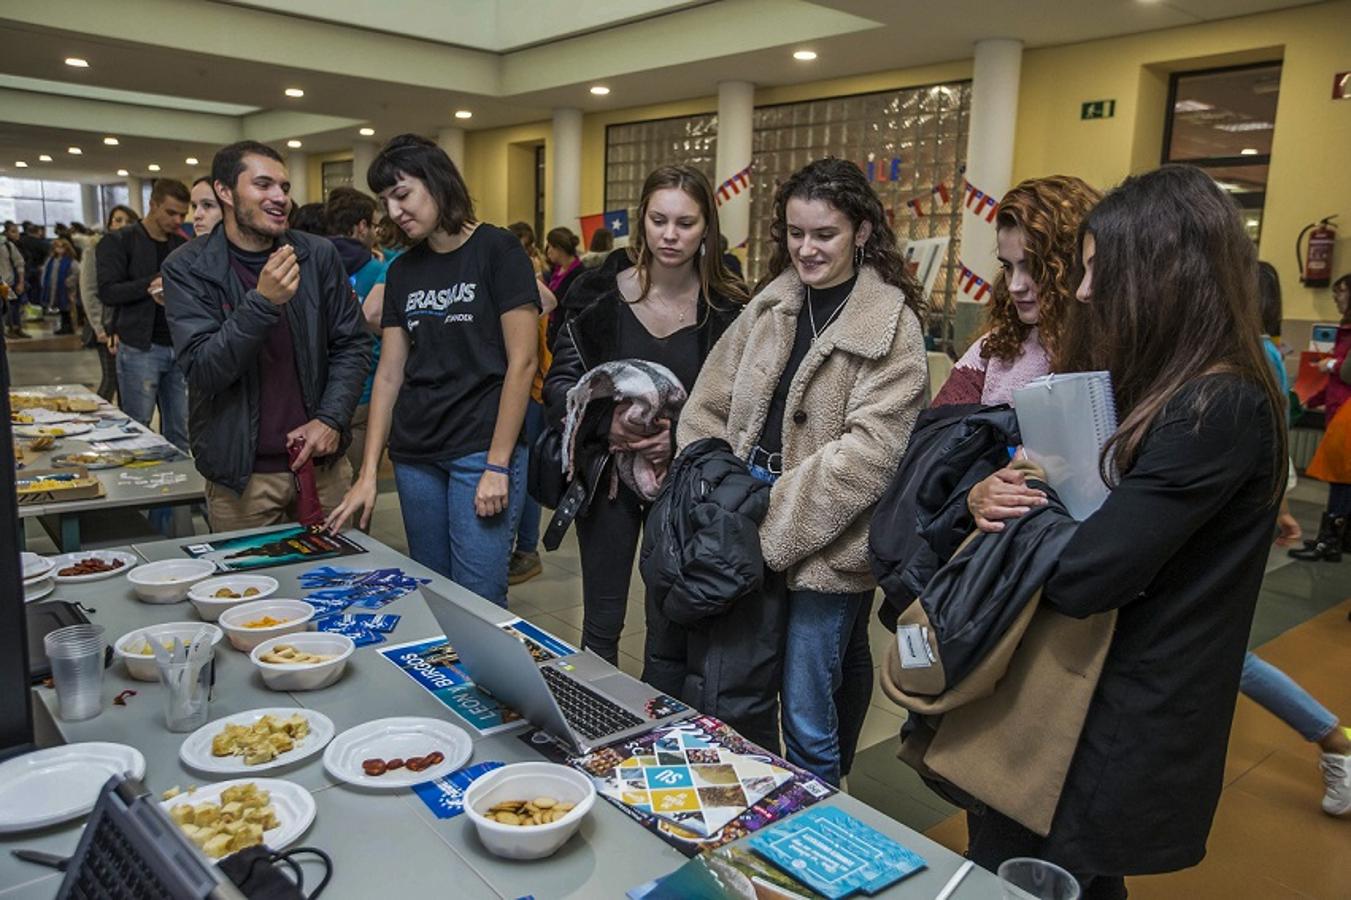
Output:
(323, 717), (472, 789)
(21, 552), (54, 581)
(161, 777), (316, 856)
(179, 708), (335, 775)
(49, 550), (140, 583)
(0, 743), (146, 833)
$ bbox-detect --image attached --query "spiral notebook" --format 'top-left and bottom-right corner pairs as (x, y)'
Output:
(1012, 371), (1118, 521)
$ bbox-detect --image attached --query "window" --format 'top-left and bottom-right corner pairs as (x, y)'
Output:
(603, 113), (718, 216)
(0, 178), (85, 229)
(1163, 61), (1282, 241)
(322, 159), (354, 198)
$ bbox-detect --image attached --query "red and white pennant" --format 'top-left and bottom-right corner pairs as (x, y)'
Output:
(715, 164), (752, 207)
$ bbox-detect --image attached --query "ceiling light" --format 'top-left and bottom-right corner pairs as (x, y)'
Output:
(147, 163), (161, 172)
(117, 169), (129, 177)
(793, 50), (817, 61)
(359, 127), (375, 136)
(589, 86), (610, 96)
(284, 88), (304, 98)
(68, 147), (82, 155)
(286, 140), (303, 148)
(185, 156), (198, 165)
(1240, 148), (1259, 156)
(64, 57), (89, 68)
(454, 110), (473, 119)
(38, 154), (52, 162)
(1173, 99), (1213, 113)
(1216, 121), (1275, 132)
(103, 136), (119, 146)
(15, 161), (27, 168)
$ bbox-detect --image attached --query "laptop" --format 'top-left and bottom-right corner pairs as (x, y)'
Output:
(422, 586), (693, 754)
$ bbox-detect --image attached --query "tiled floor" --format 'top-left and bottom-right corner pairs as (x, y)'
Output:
(9, 330), (1348, 895)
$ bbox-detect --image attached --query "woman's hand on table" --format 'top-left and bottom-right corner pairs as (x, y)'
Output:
(325, 476), (378, 532)
(968, 463), (1047, 533)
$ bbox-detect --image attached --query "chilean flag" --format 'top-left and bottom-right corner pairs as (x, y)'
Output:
(932, 183), (950, 205)
(579, 209), (630, 248)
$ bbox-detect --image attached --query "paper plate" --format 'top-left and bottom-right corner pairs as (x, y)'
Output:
(0, 743), (146, 833)
(323, 717), (472, 790)
(21, 552), (54, 582)
(180, 708), (335, 775)
(14, 422), (93, 438)
(49, 550), (140, 583)
(24, 578), (54, 604)
(161, 778), (316, 856)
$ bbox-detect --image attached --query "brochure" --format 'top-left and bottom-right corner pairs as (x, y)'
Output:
(748, 807), (926, 898)
(183, 525), (366, 571)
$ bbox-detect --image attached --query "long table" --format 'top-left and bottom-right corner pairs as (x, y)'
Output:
(13, 384), (204, 551)
(3, 531), (1000, 899)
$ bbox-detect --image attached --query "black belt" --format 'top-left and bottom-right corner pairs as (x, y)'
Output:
(748, 445), (784, 476)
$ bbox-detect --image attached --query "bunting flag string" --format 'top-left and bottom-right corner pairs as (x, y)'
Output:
(962, 180), (999, 223)
(957, 262), (992, 301)
(715, 164), (753, 207)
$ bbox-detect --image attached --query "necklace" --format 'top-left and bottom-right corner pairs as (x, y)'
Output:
(806, 284), (850, 341)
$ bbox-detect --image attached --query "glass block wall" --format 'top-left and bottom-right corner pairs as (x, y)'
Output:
(603, 114), (718, 216)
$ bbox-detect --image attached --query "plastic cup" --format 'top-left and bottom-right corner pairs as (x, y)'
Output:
(998, 858), (1081, 900)
(156, 657), (213, 733)
(43, 624), (107, 722)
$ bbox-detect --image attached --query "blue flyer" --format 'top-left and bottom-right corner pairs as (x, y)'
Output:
(748, 807), (926, 898)
(410, 761), (504, 819)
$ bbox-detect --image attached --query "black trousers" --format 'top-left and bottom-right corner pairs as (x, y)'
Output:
(575, 482), (646, 665)
(966, 807), (1128, 900)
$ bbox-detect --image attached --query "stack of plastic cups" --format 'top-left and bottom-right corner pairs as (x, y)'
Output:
(43, 624), (107, 721)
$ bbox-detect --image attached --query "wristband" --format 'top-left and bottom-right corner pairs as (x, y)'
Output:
(484, 462), (511, 476)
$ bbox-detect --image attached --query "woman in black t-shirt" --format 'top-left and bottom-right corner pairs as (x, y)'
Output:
(326, 135), (539, 608)
(543, 165), (748, 665)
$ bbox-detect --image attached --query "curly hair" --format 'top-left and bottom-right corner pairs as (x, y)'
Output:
(981, 175), (1102, 364)
(760, 157), (925, 321)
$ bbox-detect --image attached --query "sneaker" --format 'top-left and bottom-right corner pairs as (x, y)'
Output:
(507, 550), (542, 585)
(1320, 729), (1351, 816)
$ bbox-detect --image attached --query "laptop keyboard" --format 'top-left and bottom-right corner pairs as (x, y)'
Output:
(66, 815), (177, 899)
(541, 665), (644, 741)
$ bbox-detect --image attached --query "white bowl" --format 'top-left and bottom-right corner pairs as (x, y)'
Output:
(187, 575), (280, 622)
(218, 599), (315, 653)
(249, 633), (354, 691)
(114, 623), (224, 682)
(462, 762), (596, 860)
(126, 559), (218, 604)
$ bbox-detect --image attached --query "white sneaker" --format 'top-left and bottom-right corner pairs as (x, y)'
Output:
(1320, 743), (1351, 816)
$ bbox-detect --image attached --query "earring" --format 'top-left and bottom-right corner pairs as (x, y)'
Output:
(698, 243), (706, 259)
(854, 245), (865, 268)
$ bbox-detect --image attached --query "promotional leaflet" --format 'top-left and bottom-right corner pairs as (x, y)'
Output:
(183, 526), (366, 571)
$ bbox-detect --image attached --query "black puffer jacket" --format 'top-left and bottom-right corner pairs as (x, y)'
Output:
(868, 404), (1021, 630)
(640, 438), (783, 748)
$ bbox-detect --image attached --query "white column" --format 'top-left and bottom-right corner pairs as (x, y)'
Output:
(550, 108), (582, 231)
(351, 141), (377, 194)
(286, 151), (309, 205)
(714, 80), (755, 250)
(437, 127), (465, 172)
(124, 177), (143, 216)
(960, 38), (1022, 293)
(79, 183), (99, 227)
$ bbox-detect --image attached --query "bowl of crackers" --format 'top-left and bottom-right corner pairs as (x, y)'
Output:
(249, 633), (354, 691)
(188, 575), (280, 622)
(218, 599), (315, 653)
(462, 761), (596, 860)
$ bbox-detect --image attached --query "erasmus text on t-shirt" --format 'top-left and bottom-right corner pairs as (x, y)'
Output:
(380, 225), (538, 464)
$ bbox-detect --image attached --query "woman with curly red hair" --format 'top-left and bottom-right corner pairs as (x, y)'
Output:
(932, 175), (1101, 407)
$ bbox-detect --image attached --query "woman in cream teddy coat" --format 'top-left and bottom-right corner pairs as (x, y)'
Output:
(678, 157), (928, 784)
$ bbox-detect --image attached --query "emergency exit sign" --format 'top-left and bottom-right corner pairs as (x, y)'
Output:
(1081, 100), (1116, 120)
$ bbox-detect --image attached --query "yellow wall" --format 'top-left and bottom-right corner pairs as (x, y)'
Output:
(303, 151), (352, 206)
(464, 121), (551, 230)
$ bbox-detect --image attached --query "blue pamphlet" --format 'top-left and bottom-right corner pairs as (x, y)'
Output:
(748, 807), (926, 898)
(410, 761), (504, 819)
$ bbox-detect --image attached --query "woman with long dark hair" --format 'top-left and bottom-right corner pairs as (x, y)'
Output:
(544, 165), (747, 664)
(678, 157), (928, 780)
(325, 134), (538, 608)
(964, 165), (1287, 897)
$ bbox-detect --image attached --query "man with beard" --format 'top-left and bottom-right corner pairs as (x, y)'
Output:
(164, 141), (369, 530)
(97, 179), (191, 449)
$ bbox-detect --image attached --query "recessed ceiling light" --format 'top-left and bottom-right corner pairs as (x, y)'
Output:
(1240, 147), (1259, 156)
(68, 147), (82, 155)
(38, 154), (52, 162)
(589, 86), (610, 96)
(147, 163), (161, 172)
(284, 88), (304, 98)
(117, 169), (129, 177)
(103, 136), (119, 146)
(793, 50), (817, 61)
(15, 161), (28, 168)
(359, 127), (375, 136)
(185, 157), (199, 165)
(286, 140), (303, 148)
(454, 110), (473, 119)
(64, 57), (89, 68)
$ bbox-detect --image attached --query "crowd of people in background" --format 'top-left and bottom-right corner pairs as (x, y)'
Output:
(3, 135), (1348, 898)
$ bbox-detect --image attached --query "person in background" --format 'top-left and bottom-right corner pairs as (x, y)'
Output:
(679, 157), (929, 777)
(325, 134), (538, 609)
(964, 165), (1287, 898)
(191, 177), (224, 237)
(545, 165), (748, 665)
(18, 223), (49, 327)
(1292, 272), (1351, 561)
(75, 205), (139, 402)
(290, 202), (327, 235)
(718, 233), (743, 280)
(508, 222), (549, 279)
(932, 175), (1101, 407)
(2, 221), (27, 339)
(97, 178), (190, 450)
(325, 186), (391, 482)
(580, 227), (614, 269)
(164, 141), (369, 530)
(41, 239), (79, 335)
(544, 227), (584, 347)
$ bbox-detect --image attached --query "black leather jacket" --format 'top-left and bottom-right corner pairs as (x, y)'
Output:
(162, 228), (369, 493)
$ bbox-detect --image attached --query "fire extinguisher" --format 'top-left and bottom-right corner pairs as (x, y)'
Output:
(1297, 215), (1339, 287)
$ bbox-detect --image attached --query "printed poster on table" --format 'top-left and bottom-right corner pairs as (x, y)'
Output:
(183, 525), (366, 571)
(378, 619), (576, 735)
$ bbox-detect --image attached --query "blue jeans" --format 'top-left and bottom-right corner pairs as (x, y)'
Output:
(781, 588), (875, 785)
(1240, 652), (1337, 743)
(116, 342), (189, 452)
(394, 446), (527, 608)
(515, 401), (544, 555)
